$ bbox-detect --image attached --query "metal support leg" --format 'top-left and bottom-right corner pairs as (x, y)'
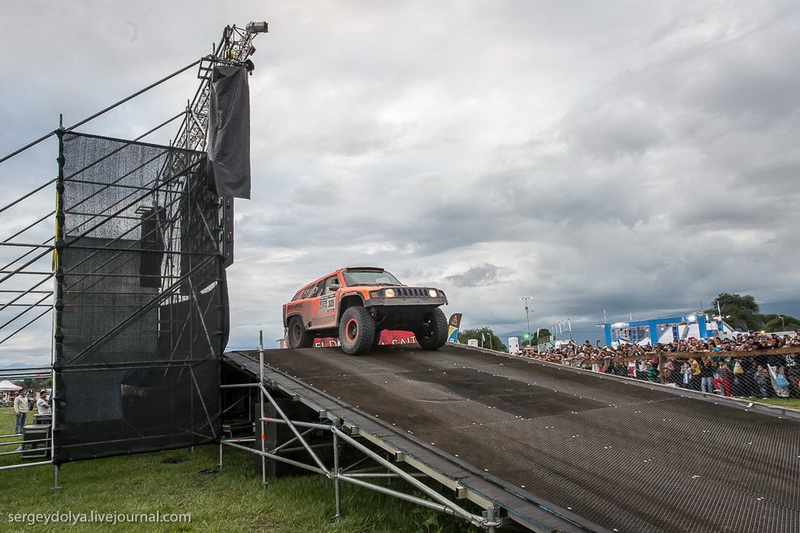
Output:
(53, 464), (61, 490)
(258, 383), (329, 474)
(259, 331), (267, 486)
(485, 507), (497, 533)
(333, 430), (342, 521)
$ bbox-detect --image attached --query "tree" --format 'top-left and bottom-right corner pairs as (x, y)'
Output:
(707, 293), (764, 332)
(707, 293), (800, 333)
(763, 314), (800, 333)
(532, 328), (552, 345)
(23, 377), (50, 390)
(458, 327), (508, 352)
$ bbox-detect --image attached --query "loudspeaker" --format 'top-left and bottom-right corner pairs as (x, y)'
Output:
(21, 424), (51, 459)
(139, 207), (164, 289)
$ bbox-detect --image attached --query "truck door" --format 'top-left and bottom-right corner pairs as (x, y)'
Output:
(315, 275), (339, 329)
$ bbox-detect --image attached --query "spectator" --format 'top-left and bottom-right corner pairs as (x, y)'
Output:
(646, 361), (659, 382)
(713, 360), (732, 396)
(526, 330), (799, 399)
(755, 365), (771, 398)
(13, 389), (29, 434)
(700, 357), (715, 393)
(36, 390), (51, 415)
(690, 358), (702, 390)
(661, 358), (675, 384)
(681, 362), (693, 388)
(731, 358), (745, 396)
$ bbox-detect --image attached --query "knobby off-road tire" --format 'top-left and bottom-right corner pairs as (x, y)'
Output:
(415, 307), (448, 350)
(287, 316), (314, 349)
(339, 306), (375, 355)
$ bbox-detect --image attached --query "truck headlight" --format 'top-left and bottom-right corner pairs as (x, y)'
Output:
(428, 289), (438, 297)
(385, 289), (396, 297)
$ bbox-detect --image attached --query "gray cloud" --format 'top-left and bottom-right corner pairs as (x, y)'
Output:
(445, 264), (506, 287)
(2, 1), (800, 361)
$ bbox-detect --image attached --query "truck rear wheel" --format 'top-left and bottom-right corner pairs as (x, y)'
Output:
(287, 316), (313, 349)
(415, 308), (448, 351)
(339, 306), (375, 355)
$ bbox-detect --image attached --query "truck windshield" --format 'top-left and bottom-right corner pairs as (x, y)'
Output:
(343, 269), (402, 287)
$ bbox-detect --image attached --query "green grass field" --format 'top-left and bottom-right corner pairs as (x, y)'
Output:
(750, 396), (800, 409)
(0, 408), (469, 532)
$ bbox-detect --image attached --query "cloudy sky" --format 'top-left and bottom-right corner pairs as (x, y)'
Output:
(1, 1), (799, 362)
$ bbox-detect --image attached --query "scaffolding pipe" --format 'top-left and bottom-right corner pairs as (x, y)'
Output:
(0, 292), (51, 330)
(2, 210), (56, 244)
(333, 430), (342, 520)
(221, 367), (502, 530)
(259, 330), (266, 485)
(0, 179), (56, 215)
(221, 440), (327, 476)
(51, 127), (64, 477)
(0, 460), (52, 471)
(0, 275), (53, 315)
(332, 427), (494, 528)
(65, 59), (203, 133)
(269, 427), (317, 455)
(338, 475), (466, 520)
(0, 58), (200, 166)
(258, 382), (329, 474)
(260, 418), (331, 430)
(340, 473), (427, 479)
(0, 292), (52, 347)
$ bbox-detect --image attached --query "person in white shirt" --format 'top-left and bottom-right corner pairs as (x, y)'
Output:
(13, 389), (29, 434)
(36, 391), (51, 415)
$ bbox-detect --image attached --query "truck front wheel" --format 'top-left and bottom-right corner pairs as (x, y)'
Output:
(415, 308), (448, 351)
(339, 306), (375, 355)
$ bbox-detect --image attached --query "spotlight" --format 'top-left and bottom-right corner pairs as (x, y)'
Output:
(247, 21), (268, 33)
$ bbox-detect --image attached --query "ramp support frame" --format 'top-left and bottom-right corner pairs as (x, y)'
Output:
(220, 370), (502, 531)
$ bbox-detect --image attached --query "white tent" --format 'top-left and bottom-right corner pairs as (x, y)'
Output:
(0, 380), (22, 391)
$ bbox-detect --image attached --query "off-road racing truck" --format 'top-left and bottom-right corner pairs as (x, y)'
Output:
(282, 267), (448, 355)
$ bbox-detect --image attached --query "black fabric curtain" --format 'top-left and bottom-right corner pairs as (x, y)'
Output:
(207, 66), (251, 199)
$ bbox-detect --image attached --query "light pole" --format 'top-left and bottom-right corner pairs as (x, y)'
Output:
(520, 296), (533, 347)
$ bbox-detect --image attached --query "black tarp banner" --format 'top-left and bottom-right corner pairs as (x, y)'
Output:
(208, 65), (251, 199)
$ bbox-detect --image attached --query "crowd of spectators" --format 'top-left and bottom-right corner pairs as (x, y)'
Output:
(526, 331), (800, 399)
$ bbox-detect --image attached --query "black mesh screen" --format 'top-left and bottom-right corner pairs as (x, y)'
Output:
(54, 132), (226, 463)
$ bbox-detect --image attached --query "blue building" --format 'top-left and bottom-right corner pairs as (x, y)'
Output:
(599, 313), (734, 347)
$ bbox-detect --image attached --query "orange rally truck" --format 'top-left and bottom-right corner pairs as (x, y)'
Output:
(282, 267), (449, 355)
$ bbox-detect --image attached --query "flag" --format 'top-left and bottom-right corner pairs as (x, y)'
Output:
(447, 313), (462, 343)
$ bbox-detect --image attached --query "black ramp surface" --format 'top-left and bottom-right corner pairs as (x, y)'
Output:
(244, 345), (800, 533)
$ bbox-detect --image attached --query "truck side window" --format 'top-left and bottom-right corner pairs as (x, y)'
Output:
(314, 279), (327, 297)
(324, 276), (338, 295)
